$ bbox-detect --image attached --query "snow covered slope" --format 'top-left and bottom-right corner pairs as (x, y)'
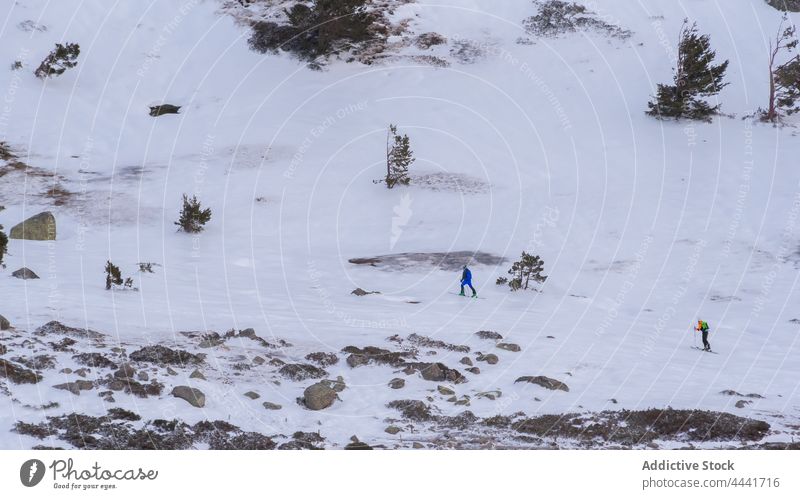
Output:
(0, 0), (799, 449)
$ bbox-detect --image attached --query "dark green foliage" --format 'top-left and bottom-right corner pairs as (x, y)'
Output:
(523, 0), (631, 39)
(495, 276), (508, 285)
(175, 194), (212, 233)
(0, 224), (7, 267)
(774, 57), (800, 115)
(248, 0), (376, 64)
(385, 124), (413, 188)
(105, 261), (122, 290)
(34, 43), (80, 79)
(507, 251), (547, 291)
(647, 21), (729, 121)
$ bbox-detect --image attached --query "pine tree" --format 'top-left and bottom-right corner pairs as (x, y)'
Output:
(507, 252), (547, 291)
(0, 224), (8, 268)
(105, 261), (123, 290)
(764, 16), (800, 122)
(385, 124), (414, 188)
(647, 21), (729, 121)
(34, 43), (80, 79)
(175, 194), (212, 233)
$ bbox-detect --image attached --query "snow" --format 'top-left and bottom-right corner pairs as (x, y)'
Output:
(1, 0), (799, 448)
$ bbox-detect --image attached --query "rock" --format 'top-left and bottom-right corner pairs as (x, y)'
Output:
(515, 376), (570, 392)
(278, 363), (327, 381)
(137, 371), (149, 381)
(72, 352), (117, 369)
(387, 399), (433, 421)
(322, 377), (346, 392)
(74, 368), (89, 378)
(437, 385), (455, 396)
(466, 367), (480, 374)
(475, 330), (502, 341)
(0, 359), (42, 384)
(609, 398), (618, 404)
(408, 362), (465, 383)
(344, 441), (373, 450)
(476, 353), (499, 365)
(454, 396), (470, 406)
(189, 369), (206, 380)
(302, 382), (337, 410)
(416, 32), (447, 49)
(269, 358), (285, 367)
(113, 363), (136, 379)
(11, 267), (39, 279)
(388, 378), (406, 389)
(385, 426), (401, 435)
(0, 314), (9, 330)
(244, 391), (260, 400)
(129, 345), (204, 366)
(171, 386), (205, 408)
(351, 287), (377, 296)
(766, 0), (800, 13)
(496, 342), (521, 352)
(305, 352), (339, 367)
(476, 390), (501, 401)
(252, 356), (265, 366)
(0, 344), (5, 355)
(459, 356), (473, 366)
(166, 367), (178, 376)
(9, 211), (56, 240)
(53, 380), (93, 395)
(262, 401), (282, 410)
(412, 442), (424, 449)
(343, 346), (409, 368)
(59, 368), (72, 374)
(447, 396), (457, 402)
(149, 104), (181, 117)
(735, 400), (752, 409)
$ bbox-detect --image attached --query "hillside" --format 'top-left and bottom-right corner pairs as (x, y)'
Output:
(0, 0), (798, 449)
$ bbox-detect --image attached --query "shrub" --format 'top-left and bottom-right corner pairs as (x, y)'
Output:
(495, 276), (508, 285)
(34, 43), (80, 79)
(0, 224), (7, 267)
(523, 1), (631, 39)
(646, 21), (729, 121)
(248, 0), (377, 64)
(10, 60), (23, 71)
(175, 194), (212, 233)
(506, 251), (547, 291)
(384, 124), (413, 188)
(105, 261), (132, 290)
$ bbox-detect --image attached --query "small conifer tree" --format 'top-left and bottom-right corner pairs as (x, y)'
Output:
(175, 194), (212, 233)
(385, 124), (414, 188)
(647, 21), (729, 121)
(105, 261), (123, 290)
(506, 252), (547, 291)
(34, 43), (80, 79)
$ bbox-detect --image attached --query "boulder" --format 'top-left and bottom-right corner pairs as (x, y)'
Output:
(171, 386), (206, 408)
(9, 211), (56, 240)
(11, 267), (39, 279)
(0, 359), (41, 384)
(302, 382), (337, 410)
(113, 363), (136, 379)
(262, 401), (282, 410)
(515, 375), (570, 392)
(409, 362), (465, 383)
(466, 367), (480, 374)
(475, 330), (502, 341)
(244, 391), (260, 400)
(476, 353), (499, 365)
(0, 314), (9, 330)
(496, 342), (521, 352)
(189, 369), (206, 380)
(459, 356), (473, 366)
(149, 104), (181, 116)
(437, 385), (455, 396)
(388, 377), (405, 389)
(53, 380), (94, 395)
(385, 425), (401, 435)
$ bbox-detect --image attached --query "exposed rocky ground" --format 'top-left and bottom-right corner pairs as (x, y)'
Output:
(2, 320), (796, 449)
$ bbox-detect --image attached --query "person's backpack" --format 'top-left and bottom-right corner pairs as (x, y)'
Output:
(700, 321), (709, 331)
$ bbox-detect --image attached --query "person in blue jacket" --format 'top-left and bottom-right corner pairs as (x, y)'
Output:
(459, 265), (477, 297)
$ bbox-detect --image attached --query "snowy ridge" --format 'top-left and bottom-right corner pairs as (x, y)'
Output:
(0, 0), (799, 449)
